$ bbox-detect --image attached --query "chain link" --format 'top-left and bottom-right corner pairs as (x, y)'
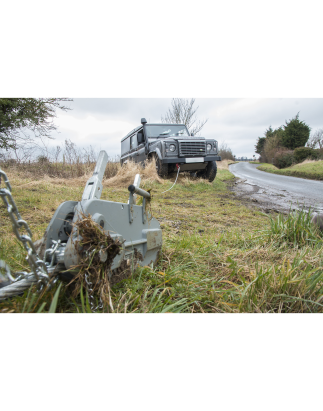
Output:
(0, 168), (49, 285)
(84, 271), (103, 312)
(0, 168), (104, 308)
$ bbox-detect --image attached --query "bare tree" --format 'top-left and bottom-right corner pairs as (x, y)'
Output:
(218, 141), (235, 160)
(161, 98), (208, 135)
(307, 128), (323, 149)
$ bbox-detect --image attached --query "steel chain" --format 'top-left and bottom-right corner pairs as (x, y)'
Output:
(1, 168), (104, 309)
(0, 168), (49, 285)
(84, 271), (103, 312)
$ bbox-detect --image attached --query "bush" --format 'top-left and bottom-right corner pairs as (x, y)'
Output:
(262, 134), (283, 163)
(272, 147), (323, 169)
(273, 150), (295, 169)
(294, 147), (320, 163)
(281, 113), (311, 150)
(37, 155), (49, 163)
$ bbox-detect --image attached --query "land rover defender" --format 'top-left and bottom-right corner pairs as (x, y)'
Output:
(120, 118), (221, 182)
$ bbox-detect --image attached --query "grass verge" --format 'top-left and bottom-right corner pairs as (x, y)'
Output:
(1, 161), (322, 313)
(257, 160), (323, 180)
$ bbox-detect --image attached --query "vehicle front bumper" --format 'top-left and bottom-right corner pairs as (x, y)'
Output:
(162, 156), (221, 164)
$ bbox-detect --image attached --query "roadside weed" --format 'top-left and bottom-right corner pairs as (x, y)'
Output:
(264, 207), (322, 247)
(224, 251), (323, 313)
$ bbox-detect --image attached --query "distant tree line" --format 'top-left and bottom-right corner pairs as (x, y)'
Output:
(218, 142), (235, 160)
(255, 113), (323, 168)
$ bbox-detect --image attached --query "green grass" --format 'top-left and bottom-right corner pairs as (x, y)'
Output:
(257, 160), (323, 180)
(1, 167), (323, 313)
(261, 207), (323, 248)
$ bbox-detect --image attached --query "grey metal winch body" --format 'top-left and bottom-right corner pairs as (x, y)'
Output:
(39, 150), (162, 280)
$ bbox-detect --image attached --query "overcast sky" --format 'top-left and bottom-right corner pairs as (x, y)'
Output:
(47, 98), (323, 159)
(0, 0), (323, 44)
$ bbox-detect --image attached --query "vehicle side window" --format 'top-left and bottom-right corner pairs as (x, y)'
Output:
(137, 131), (144, 145)
(121, 137), (130, 155)
(130, 134), (137, 150)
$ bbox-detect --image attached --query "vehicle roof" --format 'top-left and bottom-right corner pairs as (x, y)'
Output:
(121, 123), (187, 142)
(121, 126), (142, 142)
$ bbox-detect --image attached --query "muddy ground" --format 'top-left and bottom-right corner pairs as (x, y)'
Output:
(229, 177), (323, 215)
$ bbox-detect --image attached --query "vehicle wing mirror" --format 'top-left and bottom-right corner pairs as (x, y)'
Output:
(191, 132), (194, 136)
(137, 132), (144, 144)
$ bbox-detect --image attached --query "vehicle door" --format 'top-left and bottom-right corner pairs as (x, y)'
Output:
(129, 134), (139, 162)
(136, 129), (146, 163)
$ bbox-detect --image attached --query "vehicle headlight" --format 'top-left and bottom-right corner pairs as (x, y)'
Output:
(207, 143), (212, 151)
(169, 144), (176, 152)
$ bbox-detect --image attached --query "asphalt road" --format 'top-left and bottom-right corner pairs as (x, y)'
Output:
(229, 162), (323, 213)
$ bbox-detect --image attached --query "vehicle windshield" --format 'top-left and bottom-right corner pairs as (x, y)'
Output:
(145, 125), (189, 138)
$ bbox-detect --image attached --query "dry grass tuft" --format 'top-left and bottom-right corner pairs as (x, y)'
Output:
(293, 159), (320, 166)
(216, 160), (235, 170)
(104, 158), (164, 187)
(2, 158), (233, 191)
(0, 139), (120, 180)
(0, 161), (120, 188)
(14, 173), (93, 188)
(68, 213), (123, 308)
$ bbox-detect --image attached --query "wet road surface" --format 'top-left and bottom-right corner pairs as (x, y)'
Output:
(229, 162), (323, 214)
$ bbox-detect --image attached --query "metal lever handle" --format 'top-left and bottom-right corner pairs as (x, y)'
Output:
(82, 150), (109, 201)
(128, 185), (151, 199)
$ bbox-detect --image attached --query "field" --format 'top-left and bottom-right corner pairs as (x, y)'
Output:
(257, 160), (323, 180)
(1, 160), (323, 313)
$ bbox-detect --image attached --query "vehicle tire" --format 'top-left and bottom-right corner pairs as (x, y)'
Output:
(198, 161), (217, 182)
(155, 155), (168, 178)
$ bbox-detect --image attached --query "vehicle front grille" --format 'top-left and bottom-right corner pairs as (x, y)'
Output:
(179, 141), (206, 157)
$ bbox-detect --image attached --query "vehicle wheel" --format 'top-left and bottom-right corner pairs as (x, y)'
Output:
(154, 155), (168, 177)
(198, 161), (217, 182)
